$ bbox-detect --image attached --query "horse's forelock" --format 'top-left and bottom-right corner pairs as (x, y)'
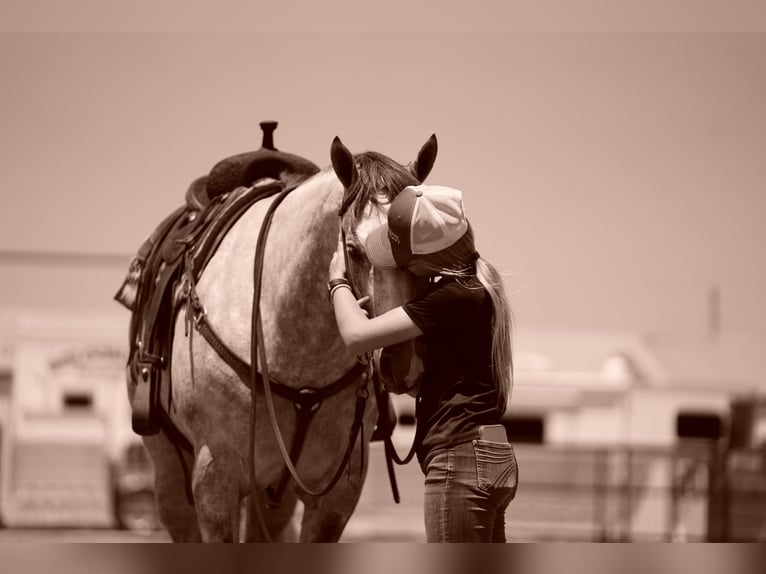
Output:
(347, 151), (420, 229)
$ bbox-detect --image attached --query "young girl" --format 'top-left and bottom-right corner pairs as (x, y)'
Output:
(328, 184), (518, 543)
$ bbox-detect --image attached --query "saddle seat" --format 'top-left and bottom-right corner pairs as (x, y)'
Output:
(185, 121), (321, 212)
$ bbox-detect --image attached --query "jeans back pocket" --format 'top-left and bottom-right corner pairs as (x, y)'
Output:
(473, 440), (518, 498)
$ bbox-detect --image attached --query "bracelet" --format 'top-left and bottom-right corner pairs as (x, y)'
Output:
(328, 278), (351, 291)
(327, 278), (352, 303)
(329, 283), (353, 302)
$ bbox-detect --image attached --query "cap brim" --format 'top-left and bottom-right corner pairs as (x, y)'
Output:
(364, 223), (399, 269)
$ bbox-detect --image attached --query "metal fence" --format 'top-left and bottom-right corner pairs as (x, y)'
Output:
(505, 441), (766, 542)
(6, 435), (761, 542)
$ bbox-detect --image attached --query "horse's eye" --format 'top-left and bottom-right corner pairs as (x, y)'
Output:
(346, 243), (366, 262)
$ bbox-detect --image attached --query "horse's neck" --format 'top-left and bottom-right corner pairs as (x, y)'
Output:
(259, 171), (356, 383)
(267, 170), (340, 294)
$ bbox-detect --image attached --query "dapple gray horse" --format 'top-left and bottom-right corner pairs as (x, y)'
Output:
(129, 135), (437, 541)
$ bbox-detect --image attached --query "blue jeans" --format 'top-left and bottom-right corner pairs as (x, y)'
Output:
(422, 439), (518, 542)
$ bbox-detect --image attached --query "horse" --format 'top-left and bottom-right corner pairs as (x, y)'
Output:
(128, 134), (437, 542)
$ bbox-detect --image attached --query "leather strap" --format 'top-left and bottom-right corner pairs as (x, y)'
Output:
(195, 311), (366, 402)
(180, 182), (370, 518)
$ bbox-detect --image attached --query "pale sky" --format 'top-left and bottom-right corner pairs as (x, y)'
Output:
(1, 29), (765, 336)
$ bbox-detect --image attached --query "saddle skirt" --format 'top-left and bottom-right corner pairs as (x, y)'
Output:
(116, 182), (282, 434)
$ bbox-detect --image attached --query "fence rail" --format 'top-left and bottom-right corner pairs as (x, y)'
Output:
(504, 441), (766, 542)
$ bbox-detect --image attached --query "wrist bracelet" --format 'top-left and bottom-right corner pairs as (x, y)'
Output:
(328, 278), (351, 291)
(328, 278), (352, 303)
(329, 283), (353, 302)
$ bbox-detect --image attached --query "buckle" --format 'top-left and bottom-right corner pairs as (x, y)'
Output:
(192, 302), (207, 326)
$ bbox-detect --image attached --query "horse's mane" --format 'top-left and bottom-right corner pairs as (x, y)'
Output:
(346, 151), (420, 228)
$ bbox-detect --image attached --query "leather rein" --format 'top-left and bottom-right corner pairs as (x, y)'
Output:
(337, 190), (418, 503)
(186, 182), (371, 516)
(185, 179), (416, 539)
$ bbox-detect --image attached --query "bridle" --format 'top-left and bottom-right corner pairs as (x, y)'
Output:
(337, 188), (419, 500)
(337, 192), (368, 313)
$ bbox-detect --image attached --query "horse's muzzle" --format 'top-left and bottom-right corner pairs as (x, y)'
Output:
(375, 339), (425, 396)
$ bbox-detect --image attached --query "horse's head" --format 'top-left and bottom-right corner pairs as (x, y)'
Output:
(330, 134), (438, 396)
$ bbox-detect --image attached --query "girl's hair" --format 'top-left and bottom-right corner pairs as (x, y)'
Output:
(413, 225), (514, 411)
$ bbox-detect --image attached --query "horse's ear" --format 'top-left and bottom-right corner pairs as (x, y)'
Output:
(330, 136), (358, 189)
(411, 133), (438, 183)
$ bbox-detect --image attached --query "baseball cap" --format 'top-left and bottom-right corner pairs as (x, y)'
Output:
(365, 184), (469, 269)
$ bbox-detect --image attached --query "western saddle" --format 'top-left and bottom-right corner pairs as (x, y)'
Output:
(116, 121), (320, 435)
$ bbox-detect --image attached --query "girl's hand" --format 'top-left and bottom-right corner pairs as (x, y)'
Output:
(329, 230), (347, 281)
(356, 295), (370, 317)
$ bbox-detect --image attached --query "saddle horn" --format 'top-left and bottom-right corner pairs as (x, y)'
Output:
(260, 121), (278, 150)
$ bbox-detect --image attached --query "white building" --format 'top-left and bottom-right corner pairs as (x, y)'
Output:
(511, 328), (766, 447)
(0, 309), (135, 528)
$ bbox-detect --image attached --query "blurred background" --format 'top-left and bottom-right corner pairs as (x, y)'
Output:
(1, 12), (765, 542)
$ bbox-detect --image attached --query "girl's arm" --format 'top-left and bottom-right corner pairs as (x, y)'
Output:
(331, 286), (422, 356)
(329, 232), (422, 355)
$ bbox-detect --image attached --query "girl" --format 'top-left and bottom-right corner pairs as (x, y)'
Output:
(328, 184), (518, 543)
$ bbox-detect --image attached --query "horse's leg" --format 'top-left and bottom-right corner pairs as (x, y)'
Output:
(299, 439), (370, 542)
(141, 432), (201, 542)
(243, 487), (299, 542)
(191, 443), (242, 542)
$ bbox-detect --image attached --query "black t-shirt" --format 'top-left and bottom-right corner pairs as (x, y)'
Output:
(402, 275), (503, 466)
